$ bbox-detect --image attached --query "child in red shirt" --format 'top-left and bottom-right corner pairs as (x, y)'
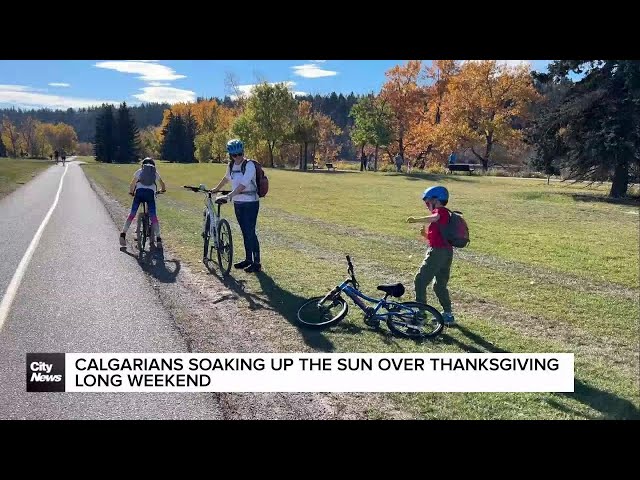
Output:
(407, 185), (455, 325)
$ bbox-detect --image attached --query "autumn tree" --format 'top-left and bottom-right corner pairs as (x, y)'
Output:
(1, 116), (22, 157)
(33, 121), (51, 157)
(313, 111), (342, 166)
(379, 60), (429, 161)
(138, 126), (162, 159)
(0, 135), (6, 157)
(406, 60), (460, 166)
(211, 106), (237, 162)
(245, 82), (297, 167)
(438, 60), (539, 171)
(19, 116), (38, 157)
(292, 101), (318, 170)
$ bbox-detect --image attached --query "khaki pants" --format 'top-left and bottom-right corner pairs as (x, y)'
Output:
(414, 247), (453, 312)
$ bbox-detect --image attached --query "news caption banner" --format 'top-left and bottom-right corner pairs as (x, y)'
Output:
(27, 353), (574, 393)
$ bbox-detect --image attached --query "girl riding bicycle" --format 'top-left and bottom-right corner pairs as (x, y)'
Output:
(120, 157), (166, 248)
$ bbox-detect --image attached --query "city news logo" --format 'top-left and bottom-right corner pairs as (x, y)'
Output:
(26, 353), (65, 392)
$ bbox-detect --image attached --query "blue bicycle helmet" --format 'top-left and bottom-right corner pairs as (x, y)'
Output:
(226, 139), (244, 155)
(422, 185), (449, 203)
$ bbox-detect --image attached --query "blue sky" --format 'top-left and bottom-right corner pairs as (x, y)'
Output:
(0, 60), (552, 110)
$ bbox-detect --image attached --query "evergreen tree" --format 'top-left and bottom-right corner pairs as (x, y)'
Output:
(93, 104), (117, 162)
(115, 102), (140, 163)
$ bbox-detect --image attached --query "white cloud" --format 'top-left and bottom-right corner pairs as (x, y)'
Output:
(94, 60), (186, 82)
(291, 63), (338, 78)
(48, 82), (70, 87)
(133, 86), (196, 104)
(311, 60), (326, 63)
(148, 81), (170, 86)
(229, 81), (306, 100)
(0, 84), (32, 91)
(462, 60), (531, 68)
(0, 84), (118, 109)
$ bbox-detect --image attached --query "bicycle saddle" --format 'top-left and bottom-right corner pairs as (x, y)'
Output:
(377, 283), (405, 298)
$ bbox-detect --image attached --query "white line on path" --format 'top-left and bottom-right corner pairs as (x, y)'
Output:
(0, 162), (70, 330)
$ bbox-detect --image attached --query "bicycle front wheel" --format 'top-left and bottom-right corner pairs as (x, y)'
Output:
(297, 295), (348, 329)
(203, 215), (211, 262)
(386, 301), (444, 339)
(216, 218), (233, 277)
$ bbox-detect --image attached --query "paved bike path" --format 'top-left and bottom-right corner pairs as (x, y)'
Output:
(0, 160), (221, 419)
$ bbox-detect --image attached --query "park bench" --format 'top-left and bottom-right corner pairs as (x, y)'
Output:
(325, 163), (336, 171)
(448, 163), (476, 175)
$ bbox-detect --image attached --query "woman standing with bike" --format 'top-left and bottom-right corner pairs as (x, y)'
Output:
(211, 139), (262, 273)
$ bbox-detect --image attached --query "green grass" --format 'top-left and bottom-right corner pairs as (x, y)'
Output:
(0, 157), (52, 199)
(82, 161), (640, 420)
(73, 155), (96, 164)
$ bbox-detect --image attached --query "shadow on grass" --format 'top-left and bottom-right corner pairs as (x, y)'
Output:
(254, 271), (336, 352)
(560, 378), (640, 420)
(381, 172), (471, 183)
(205, 261), (269, 313)
(298, 169), (360, 175)
(439, 324), (511, 353)
(120, 246), (181, 283)
(563, 192), (640, 207)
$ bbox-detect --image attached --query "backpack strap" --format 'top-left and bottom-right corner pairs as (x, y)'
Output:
(434, 207), (452, 246)
(231, 159), (258, 199)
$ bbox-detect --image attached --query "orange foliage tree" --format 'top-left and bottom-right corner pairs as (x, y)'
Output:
(437, 60), (540, 171)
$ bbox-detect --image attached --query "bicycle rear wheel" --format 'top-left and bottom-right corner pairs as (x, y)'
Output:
(136, 215), (144, 252)
(297, 295), (348, 329)
(386, 301), (444, 339)
(216, 218), (233, 277)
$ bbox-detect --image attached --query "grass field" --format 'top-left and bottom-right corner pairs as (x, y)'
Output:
(82, 161), (640, 419)
(0, 157), (52, 199)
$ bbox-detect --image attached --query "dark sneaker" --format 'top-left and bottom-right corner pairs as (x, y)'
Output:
(156, 237), (163, 249)
(244, 263), (262, 273)
(234, 260), (252, 269)
(442, 312), (456, 325)
(119, 233), (126, 246)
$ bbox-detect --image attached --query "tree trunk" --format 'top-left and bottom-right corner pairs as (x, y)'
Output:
(299, 144), (303, 170)
(303, 142), (308, 171)
(360, 143), (365, 171)
(374, 144), (379, 172)
(483, 133), (493, 173)
(610, 156), (629, 198)
(470, 146), (488, 172)
(268, 142), (274, 168)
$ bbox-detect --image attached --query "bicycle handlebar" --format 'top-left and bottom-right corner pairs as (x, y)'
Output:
(183, 185), (231, 195)
(346, 255), (358, 288)
(130, 190), (165, 196)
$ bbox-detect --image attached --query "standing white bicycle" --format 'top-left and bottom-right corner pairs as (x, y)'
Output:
(183, 185), (233, 277)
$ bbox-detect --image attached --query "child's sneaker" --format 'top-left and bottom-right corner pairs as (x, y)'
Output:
(442, 312), (455, 325)
(119, 233), (126, 246)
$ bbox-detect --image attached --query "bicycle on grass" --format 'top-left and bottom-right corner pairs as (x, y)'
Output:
(183, 185), (233, 277)
(296, 255), (445, 339)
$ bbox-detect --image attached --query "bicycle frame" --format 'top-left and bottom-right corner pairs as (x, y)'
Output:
(322, 278), (399, 321)
(201, 190), (230, 243)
